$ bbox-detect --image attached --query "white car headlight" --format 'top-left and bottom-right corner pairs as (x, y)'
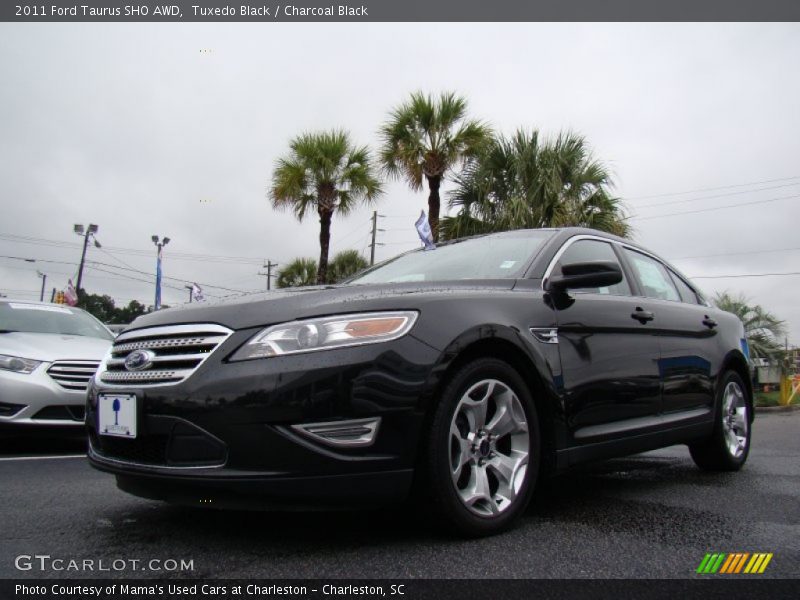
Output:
(0, 354), (42, 374)
(230, 311), (418, 361)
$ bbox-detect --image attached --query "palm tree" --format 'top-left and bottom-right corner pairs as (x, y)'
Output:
(276, 258), (318, 288)
(440, 129), (629, 239)
(270, 131), (383, 284)
(713, 292), (786, 359)
(329, 250), (369, 283)
(379, 91), (491, 242)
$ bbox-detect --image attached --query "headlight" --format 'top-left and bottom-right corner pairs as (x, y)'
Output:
(0, 354), (42, 374)
(230, 311), (418, 361)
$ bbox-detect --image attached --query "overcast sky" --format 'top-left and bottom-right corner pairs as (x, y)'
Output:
(1, 23), (799, 343)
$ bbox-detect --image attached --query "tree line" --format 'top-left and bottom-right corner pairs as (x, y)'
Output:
(269, 91), (629, 287)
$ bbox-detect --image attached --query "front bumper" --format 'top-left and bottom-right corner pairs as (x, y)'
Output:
(86, 330), (440, 505)
(0, 366), (86, 427)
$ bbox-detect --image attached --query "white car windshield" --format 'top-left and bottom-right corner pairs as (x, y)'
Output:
(0, 302), (114, 340)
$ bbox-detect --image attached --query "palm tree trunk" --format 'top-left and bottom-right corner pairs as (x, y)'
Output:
(426, 174), (441, 242)
(317, 207), (332, 284)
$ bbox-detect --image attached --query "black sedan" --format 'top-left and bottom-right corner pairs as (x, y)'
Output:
(87, 228), (752, 536)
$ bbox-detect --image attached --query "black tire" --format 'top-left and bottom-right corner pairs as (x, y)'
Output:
(689, 370), (751, 471)
(424, 358), (540, 536)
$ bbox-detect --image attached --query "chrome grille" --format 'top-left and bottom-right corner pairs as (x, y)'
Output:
(99, 324), (232, 386)
(47, 360), (101, 391)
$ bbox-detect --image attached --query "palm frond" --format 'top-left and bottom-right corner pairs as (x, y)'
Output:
(268, 130), (384, 270)
(276, 257), (318, 288)
(445, 127), (628, 238)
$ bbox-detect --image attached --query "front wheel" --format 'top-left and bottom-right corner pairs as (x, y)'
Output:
(689, 370), (751, 471)
(425, 358), (540, 536)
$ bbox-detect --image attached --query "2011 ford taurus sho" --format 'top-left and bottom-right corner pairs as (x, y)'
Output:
(87, 228), (753, 536)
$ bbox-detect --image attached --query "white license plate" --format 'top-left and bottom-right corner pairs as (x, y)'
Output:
(98, 394), (137, 438)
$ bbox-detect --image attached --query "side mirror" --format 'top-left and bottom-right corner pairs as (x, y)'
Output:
(545, 261), (623, 292)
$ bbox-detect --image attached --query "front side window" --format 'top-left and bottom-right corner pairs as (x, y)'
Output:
(668, 270), (699, 304)
(552, 239), (631, 296)
(624, 249), (681, 302)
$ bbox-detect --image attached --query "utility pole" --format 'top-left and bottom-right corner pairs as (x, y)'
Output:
(185, 285), (193, 303)
(37, 271), (46, 302)
(368, 211), (385, 266)
(259, 260), (278, 290)
(50, 288), (56, 303)
(74, 224), (100, 292)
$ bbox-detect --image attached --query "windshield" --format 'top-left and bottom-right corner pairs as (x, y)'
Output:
(350, 230), (553, 284)
(0, 303), (114, 340)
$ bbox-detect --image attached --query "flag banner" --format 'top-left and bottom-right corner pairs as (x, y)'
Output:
(192, 283), (204, 302)
(415, 210), (436, 251)
(63, 279), (78, 306)
(155, 248), (163, 310)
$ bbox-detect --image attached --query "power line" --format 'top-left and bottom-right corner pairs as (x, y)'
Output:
(691, 272), (800, 279)
(0, 232), (266, 265)
(86, 261), (241, 294)
(85, 264), (188, 292)
(336, 217), (373, 245)
(0, 255), (77, 267)
(96, 246), (142, 273)
(0, 253), (248, 296)
(625, 175), (800, 201)
(631, 181), (800, 210)
(634, 193), (800, 221)
(668, 246), (800, 261)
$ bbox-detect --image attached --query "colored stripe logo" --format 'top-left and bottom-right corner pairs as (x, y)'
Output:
(697, 553), (773, 574)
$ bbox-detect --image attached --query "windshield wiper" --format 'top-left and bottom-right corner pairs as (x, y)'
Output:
(0, 329), (18, 333)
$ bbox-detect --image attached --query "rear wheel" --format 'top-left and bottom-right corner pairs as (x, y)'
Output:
(425, 358), (540, 536)
(689, 370), (751, 471)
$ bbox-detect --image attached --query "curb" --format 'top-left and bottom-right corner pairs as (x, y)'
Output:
(755, 404), (800, 413)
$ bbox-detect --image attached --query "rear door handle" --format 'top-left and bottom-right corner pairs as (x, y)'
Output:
(702, 316), (718, 329)
(631, 307), (655, 323)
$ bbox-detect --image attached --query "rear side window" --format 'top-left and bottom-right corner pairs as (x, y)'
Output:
(668, 270), (699, 304)
(623, 249), (681, 302)
(553, 239), (631, 296)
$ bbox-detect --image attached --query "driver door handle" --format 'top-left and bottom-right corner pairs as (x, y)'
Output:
(631, 307), (655, 323)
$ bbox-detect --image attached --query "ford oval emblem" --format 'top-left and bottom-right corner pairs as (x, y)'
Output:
(124, 349), (155, 372)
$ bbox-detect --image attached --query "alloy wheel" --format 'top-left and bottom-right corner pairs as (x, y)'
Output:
(721, 381), (748, 458)
(448, 378), (530, 517)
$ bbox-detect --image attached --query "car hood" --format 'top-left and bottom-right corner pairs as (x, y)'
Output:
(0, 332), (113, 362)
(125, 280), (518, 332)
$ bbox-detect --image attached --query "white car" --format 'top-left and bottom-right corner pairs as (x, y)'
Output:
(0, 299), (113, 430)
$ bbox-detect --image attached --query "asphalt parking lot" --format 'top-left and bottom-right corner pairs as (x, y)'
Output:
(1, 411), (798, 580)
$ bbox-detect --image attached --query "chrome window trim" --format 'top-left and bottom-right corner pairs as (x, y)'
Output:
(542, 234), (703, 304)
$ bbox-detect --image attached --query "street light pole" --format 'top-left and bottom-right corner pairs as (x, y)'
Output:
(152, 235), (170, 310)
(74, 223), (100, 293)
(37, 271), (47, 302)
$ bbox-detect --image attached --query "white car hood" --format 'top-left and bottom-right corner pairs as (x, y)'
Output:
(0, 332), (112, 362)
